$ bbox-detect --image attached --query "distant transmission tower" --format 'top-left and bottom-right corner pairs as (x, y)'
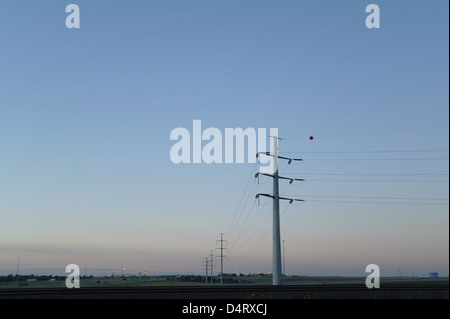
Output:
(216, 233), (228, 285)
(210, 250), (215, 284)
(256, 136), (303, 285)
(15, 257), (20, 282)
(203, 257), (209, 284)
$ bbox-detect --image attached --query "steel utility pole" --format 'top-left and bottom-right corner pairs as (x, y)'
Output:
(15, 257), (20, 282)
(203, 257), (209, 284)
(282, 239), (286, 278)
(272, 136), (282, 285)
(216, 233), (228, 285)
(210, 250), (214, 284)
(256, 136), (303, 286)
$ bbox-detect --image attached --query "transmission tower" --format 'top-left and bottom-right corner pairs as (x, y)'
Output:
(210, 250), (215, 284)
(216, 233), (228, 285)
(202, 257), (209, 284)
(256, 136), (303, 285)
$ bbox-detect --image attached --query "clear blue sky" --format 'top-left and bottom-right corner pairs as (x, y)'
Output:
(0, 0), (448, 277)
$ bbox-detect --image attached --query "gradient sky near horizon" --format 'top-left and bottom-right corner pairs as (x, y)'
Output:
(0, 0), (448, 277)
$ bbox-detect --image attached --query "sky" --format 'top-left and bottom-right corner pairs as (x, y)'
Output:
(0, 0), (448, 277)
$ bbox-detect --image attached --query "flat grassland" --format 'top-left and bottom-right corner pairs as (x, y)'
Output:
(1, 275), (447, 289)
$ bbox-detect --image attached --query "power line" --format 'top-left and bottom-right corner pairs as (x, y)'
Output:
(232, 204), (292, 261)
(228, 200), (257, 251)
(230, 190), (448, 260)
(297, 179), (448, 183)
(284, 149), (449, 154)
(232, 204), (272, 254)
(302, 199), (448, 205)
(301, 158), (448, 161)
(283, 195), (449, 201)
(226, 162), (258, 241)
(289, 173), (448, 176)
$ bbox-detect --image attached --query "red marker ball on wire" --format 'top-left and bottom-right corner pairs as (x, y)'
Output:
(309, 136), (314, 141)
